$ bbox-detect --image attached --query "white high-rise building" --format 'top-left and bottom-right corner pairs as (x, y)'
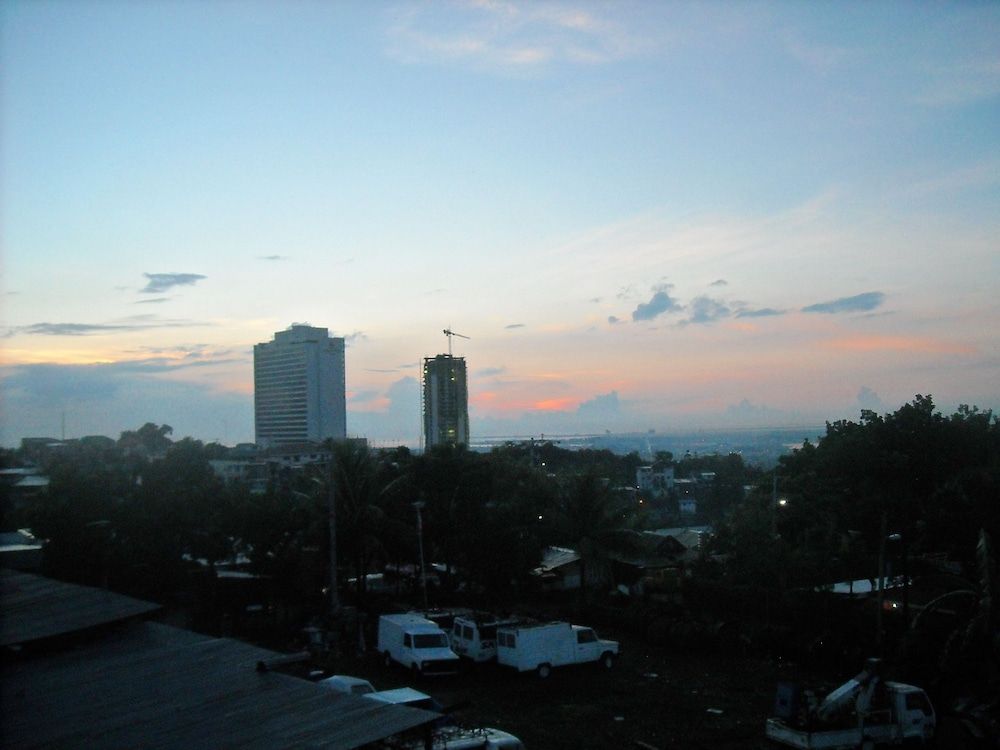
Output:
(254, 325), (346, 448)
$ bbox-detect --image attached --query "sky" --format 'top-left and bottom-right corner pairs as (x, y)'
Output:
(2, 0), (998, 448)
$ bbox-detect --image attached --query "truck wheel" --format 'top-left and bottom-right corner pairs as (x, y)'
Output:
(601, 652), (615, 669)
(383, 651), (392, 668)
(537, 663), (552, 679)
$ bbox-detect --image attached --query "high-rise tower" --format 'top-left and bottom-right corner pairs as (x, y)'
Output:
(254, 325), (346, 448)
(422, 354), (469, 449)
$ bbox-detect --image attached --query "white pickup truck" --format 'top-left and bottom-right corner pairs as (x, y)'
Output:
(496, 621), (618, 678)
(765, 659), (935, 749)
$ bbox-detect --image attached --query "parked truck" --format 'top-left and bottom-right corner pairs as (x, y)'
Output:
(450, 614), (523, 663)
(495, 621), (618, 678)
(378, 613), (461, 676)
(765, 658), (935, 749)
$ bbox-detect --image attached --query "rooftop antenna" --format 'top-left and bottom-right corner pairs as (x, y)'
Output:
(442, 328), (470, 356)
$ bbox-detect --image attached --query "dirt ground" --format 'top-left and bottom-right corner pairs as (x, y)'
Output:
(318, 625), (806, 750)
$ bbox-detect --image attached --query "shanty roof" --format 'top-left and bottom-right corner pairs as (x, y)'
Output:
(1, 621), (439, 749)
(646, 526), (712, 550)
(0, 570), (439, 749)
(534, 545), (580, 573)
(0, 568), (161, 647)
(819, 576), (908, 597)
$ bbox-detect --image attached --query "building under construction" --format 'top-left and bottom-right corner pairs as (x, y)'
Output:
(422, 354), (469, 449)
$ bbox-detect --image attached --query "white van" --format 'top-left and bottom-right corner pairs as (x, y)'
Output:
(496, 621), (618, 678)
(378, 613), (460, 676)
(450, 615), (521, 663)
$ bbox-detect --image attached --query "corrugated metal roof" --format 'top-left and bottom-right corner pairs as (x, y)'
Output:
(1, 621), (439, 749)
(0, 569), (162, 647)
(534, 545), (580, 572)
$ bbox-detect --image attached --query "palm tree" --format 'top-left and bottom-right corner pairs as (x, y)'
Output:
(328, 440), (390, 605)
(554, 471), (636, 608)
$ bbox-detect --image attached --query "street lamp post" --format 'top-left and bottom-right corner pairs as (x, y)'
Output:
(413, 500), (429, 610)
(302, 474), (339, 620)
(327, 475), (339, 618)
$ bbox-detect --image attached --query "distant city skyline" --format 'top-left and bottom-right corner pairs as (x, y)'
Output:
(2, 2), (998, 447)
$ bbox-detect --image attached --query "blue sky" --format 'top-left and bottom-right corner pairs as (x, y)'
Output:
(2, 1), (998, 447)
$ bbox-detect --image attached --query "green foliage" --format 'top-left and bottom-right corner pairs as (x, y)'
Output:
(117, 422), (174, 456)
(552, 471), (638, 603)
(716, 395), (999, 600)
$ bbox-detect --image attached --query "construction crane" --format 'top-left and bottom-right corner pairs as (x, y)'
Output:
(442, 328), (470, 356)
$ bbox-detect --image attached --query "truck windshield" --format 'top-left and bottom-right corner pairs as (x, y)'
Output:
(905, 692), (933, 715)
(413, 633), (449, 648)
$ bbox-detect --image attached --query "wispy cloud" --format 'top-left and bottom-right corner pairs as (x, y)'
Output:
(802, 291), (885, 314)
(903, 159), (1000, 199)
(781, 29), (855, 71)
(476, 366), (507, 377)
(343, 331), (368, 345)
(735, 307), (785, 318)
(709, 279), (728, 287)
(141, 272), (206, 294)
(135, 297), (170, 305)
(349, 389), (381, 404)
(6, 318), (208, 337)
(632, 285), (682, 322)
(7, 323), (133, 337)
(608, 315), (622, 325)
(915, 59), (1000, 108)
(505, 323), (526, 330)
(617, 285), (637, 301)
(386, 1), (653, 71)
(257, 255), (289, 261)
